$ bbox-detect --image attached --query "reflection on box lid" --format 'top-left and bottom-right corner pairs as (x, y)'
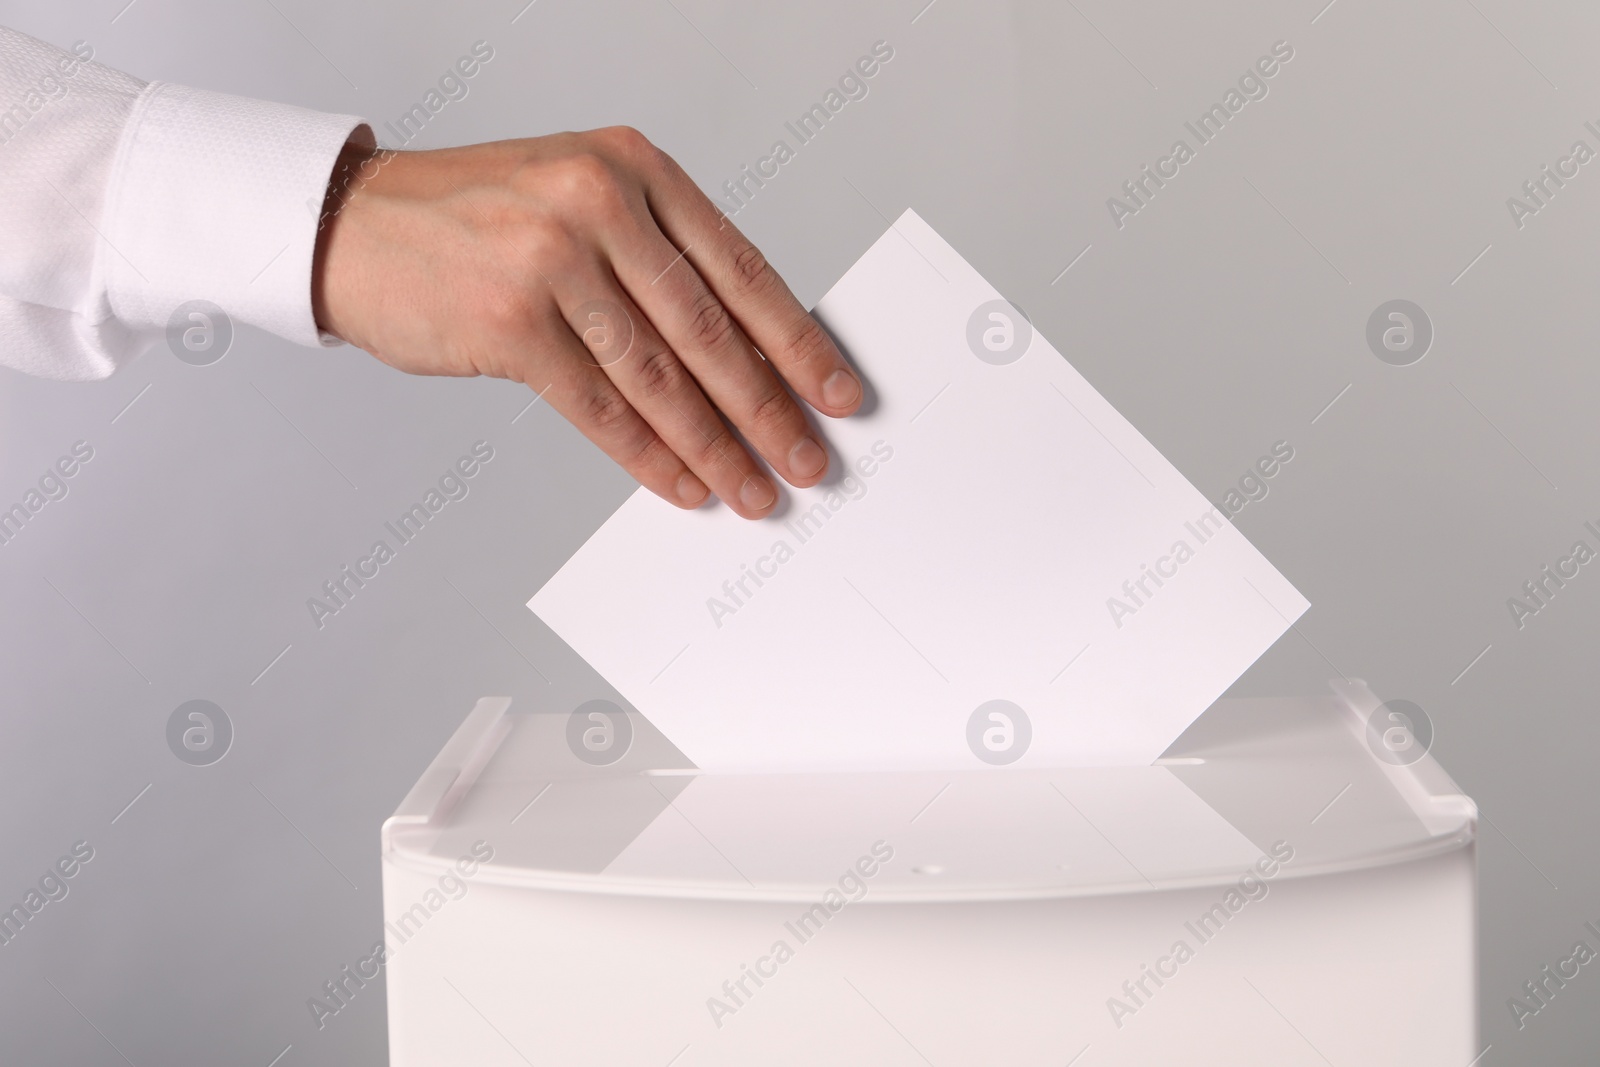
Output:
(381, 680), (1474, 903)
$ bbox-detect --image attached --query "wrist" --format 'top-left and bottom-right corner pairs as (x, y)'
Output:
(312, 140), (393, 342)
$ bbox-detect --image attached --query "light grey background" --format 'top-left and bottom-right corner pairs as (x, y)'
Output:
(0, 0), (1594, 1062)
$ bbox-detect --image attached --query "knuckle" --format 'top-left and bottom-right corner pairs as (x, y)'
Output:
(550, 153), (625, 214)
(744, 385), (798, 437)
(599, 124), (652, 155)
(691, 422), (741, 469)
(579, 385), (638, 436)
(633, 347), (689, 398)
(602, 124), (669, 173)
(621, 428), (674, 472)
(512, 217), (576, 274)
(781, 313), (832, 369)
(478, 284), (538, 334)
(730, 242), (776, 295)
(686, 293), (739, 352)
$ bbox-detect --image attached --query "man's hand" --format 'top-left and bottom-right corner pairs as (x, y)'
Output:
(311, 127), (863, 519)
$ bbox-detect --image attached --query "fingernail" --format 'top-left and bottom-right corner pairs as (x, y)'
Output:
(822, 368), (861, 409)
(739, 474), (775, 512)
(788, 437), (827, 479)
(676, 471), (708, 506)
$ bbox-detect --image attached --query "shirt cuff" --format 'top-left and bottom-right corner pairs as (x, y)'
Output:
(101, 82), (368, 349)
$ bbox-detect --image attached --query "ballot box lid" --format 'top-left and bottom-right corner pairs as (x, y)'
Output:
(381, 681), (1474, 903)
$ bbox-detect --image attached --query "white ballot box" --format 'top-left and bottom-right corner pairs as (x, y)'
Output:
(381, 681), (1475, 1066)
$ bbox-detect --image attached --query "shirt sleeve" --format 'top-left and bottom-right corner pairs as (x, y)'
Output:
(0, 26), (369, 381)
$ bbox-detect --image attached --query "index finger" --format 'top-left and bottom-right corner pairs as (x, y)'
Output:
(639, 153), (864, 419)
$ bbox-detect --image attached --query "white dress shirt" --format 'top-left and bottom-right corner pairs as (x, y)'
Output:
(0, 26), (366, 381)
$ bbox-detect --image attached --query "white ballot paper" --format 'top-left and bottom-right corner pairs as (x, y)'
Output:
(530, 209), (1308, 772)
